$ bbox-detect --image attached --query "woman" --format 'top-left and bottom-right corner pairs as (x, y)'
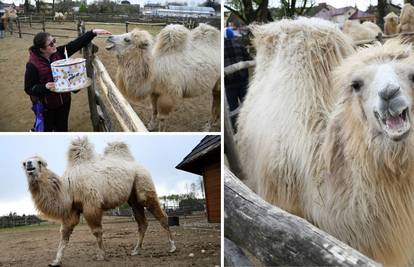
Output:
(24, 29), (111, 132)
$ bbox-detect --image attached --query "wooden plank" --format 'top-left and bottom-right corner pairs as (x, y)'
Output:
(224, 60), (255, 76)
(224, 166), (382, 267)
(224, 238), (253, 267)
(125, 21), (166, 26)
(92, 56), (148, 132)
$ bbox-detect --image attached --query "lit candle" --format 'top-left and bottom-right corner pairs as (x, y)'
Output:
(64, 46), (68, 61)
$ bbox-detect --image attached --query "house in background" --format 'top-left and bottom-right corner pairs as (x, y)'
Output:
(348, 10), (376, 23)
(176, 135), (221, 223)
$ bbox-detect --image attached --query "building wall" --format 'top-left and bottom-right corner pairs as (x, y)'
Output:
(203, 161), (221, 223)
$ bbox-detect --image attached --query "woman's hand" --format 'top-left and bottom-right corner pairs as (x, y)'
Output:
(93, 29), (112, 36)
(45, 82), (56, 91)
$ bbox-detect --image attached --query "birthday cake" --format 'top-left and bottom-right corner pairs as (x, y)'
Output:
(51, 58), (91, 92)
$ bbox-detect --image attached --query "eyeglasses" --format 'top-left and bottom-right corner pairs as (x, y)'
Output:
(46, 38), (57, 48)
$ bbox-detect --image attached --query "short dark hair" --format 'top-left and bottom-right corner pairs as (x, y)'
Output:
(31, 32), (51, 52)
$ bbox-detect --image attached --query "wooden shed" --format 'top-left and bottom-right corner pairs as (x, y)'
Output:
(176, 135), (221, 223)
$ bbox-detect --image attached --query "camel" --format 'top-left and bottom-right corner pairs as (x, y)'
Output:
(105, 24), (221, 131)
(236, 17), (414, 266)
(1, 7), (17, 33)
(54, 12), (66, 24)
(398, 3), (414, 33)
(342, 20), (381, 42)
(22, 137), (176, 266)
(384, 12), (399, 35)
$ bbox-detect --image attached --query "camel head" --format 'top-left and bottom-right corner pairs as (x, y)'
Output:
(22, 155), (48, 180)
(335, 40), (414, 142)
(105, 29), (153, 57)
(384, 12), (398, 24)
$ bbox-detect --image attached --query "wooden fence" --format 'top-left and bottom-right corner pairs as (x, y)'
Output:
(0, 215), (44, 228)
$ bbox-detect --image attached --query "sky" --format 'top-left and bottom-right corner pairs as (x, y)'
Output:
(267, 0), (405, 10)
(2, 0), (217, 7)
(0, 134), (209, 216)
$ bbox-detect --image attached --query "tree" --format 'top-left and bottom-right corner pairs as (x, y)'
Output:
(377, 0), (386, 30)
(199, 0), (221, 12)
(79, 2), (87, 13)
(279, 0), (316, 18)
(224, 0), (273, 24)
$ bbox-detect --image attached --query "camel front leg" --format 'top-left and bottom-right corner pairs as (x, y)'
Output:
(148, 93), (159, 131)
(205, 79), (221, 131)
(84, 208), (105, 261)
(50, 212), (80, 266)
(156, 94), (175, 132)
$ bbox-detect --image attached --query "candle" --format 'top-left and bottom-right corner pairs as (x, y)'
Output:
(64, 47), (68, 61)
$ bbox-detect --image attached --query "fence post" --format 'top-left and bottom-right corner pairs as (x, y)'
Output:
(29, 15), (32, 28)
(17, 17), (21, 38)
(85, 43), (100, 131)
(125, 21), (128, 33)
(42, 16), (45, 32)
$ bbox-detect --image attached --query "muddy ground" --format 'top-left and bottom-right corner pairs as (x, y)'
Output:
(0, 21), (220, 132)
(0, 215), (220, 266)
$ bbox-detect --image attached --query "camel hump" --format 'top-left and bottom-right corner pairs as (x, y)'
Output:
(154, 24), (189, 53)
(104, 141), (134, 160)
(191, 23), (219, 42)
(68, 136), (96, 163)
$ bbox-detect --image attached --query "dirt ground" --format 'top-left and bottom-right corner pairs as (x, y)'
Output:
(0, 215), (220, 266)
(0, 21), (220, 132)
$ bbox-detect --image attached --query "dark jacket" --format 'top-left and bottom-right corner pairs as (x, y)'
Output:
(24, 30), (96, 109)
(224, 39), (252, 91)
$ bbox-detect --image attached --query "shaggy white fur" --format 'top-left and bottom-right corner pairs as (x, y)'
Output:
(106, 24), (221, 131)
(384, 12), (399, 35)
(237, 18), (414, 266)
(342, 20), (381, 42)
(23, 137), (175, 266)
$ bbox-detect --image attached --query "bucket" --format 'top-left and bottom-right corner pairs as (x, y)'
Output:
(168, 216), (179, 226)
(51, 58), (91, 93)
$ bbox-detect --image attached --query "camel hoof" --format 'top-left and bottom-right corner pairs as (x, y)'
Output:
(131, 250), (140, 256)
(96, 254), (105, 261)
(169, 245), (176, 253)
(48, 261), (61, 267)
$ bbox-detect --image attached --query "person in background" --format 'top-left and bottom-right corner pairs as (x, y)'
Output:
(224, 27), (251, 130)
(0, 16), (5, 39)
(24, 29), (111, 132)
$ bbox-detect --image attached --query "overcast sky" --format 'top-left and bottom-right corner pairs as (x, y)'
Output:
(265, 0), (405, 10)
(0, 134), (210, 216)
(2, 0), (218, 7)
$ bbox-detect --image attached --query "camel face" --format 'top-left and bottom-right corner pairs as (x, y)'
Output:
(105, 30), (151, 56)
(352, 63), (412, 141)
(22, 156), (46, 178)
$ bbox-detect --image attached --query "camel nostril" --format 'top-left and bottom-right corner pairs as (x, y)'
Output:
(379, 85), (400, 101)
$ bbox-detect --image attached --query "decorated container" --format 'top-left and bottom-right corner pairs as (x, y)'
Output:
(51, 58), (91, 92)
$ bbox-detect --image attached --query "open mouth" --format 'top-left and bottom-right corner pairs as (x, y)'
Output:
(374, 108), (411, 141)
(105, 40), (115, 50)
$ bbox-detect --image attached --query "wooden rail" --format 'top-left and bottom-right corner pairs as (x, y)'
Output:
(91, 56), (148, 132)
(224, 166), (382, 267)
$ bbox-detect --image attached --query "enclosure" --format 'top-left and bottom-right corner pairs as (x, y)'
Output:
(0, 18), (220, 132)
(0, 214), (220, 266)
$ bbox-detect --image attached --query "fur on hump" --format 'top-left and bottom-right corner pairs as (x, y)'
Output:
(191, 23), (219, 42)
(104, 141), (134, 160)
(67, 136), (96, 165)
(250, 18), (355, 131)
(153, 24), (189, 54)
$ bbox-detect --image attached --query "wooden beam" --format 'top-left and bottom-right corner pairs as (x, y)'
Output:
(224, 166), (382, 267)
(224, 238), (253, 267)
(224, 60), (255, 76)
(92, 56), (148, 132)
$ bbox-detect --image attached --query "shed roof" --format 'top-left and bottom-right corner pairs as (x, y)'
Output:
(176, 135), (220, 175)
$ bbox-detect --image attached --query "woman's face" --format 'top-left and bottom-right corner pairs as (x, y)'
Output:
(40, 36), (57, 56)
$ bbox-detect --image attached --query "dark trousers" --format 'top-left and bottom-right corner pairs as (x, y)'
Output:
(225, 83), (248, 131)
(43, 100), (71, 132)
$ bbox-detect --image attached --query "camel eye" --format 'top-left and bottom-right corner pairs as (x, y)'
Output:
(124, 38), (131, 43)
(351, 80), (363, 92)
(409, 73), (414, 83)
(38, 161), (41, 165)
(23, 162), (26, 167)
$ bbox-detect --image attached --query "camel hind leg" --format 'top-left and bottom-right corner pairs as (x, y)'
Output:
(146, 193), (176, 252)
(128, 195), (148, 255)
